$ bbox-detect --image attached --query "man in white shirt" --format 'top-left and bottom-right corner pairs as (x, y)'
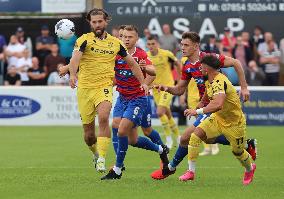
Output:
(4, 35), (25, 67)
(16, 49), (32, 85)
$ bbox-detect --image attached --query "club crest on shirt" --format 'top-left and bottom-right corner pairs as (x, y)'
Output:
(108, 42), (114, 48)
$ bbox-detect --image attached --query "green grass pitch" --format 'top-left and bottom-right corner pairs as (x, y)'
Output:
(0, 126), (283, 199)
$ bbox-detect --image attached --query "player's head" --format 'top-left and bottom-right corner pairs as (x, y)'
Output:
(86, 8), (111, 38)
(118, 25), (127, 40)
(122, 25), (139, 49)
(181, 31), (200, 57)
(146, 35), (159, 52)
(200, 55), (221, 76)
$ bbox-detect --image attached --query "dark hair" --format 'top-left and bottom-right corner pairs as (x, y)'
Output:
(86, 8), (111, 22)
(147, 34), (159, 41)
(119, 25), (127, 30)
(124, 25), (139, 33)
(200, 55), (221, 70)
(182, 31), (200, 43)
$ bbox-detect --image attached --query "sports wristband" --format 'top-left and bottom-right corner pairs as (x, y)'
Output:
(196, 108), (204, 115)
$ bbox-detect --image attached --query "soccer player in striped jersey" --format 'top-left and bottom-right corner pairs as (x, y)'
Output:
(101, 25), (169, 180)
(151, 31), (256, 180)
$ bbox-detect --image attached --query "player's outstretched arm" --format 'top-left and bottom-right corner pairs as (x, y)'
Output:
(155, 79), (188, 96)
(223, 56), (250, 102)
(68, 50), (82, 88)
(184, 93), (226, 117)
(139, 59), (156, 76)
(144, 73), (155, 86)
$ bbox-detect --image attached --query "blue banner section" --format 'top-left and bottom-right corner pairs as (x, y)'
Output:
(242, 90), (284, 125)
(0, 0), (41, 12)
(0, 95), (41, 118)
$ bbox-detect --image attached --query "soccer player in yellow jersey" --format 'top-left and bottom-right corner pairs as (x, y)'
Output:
(181, 55), (256, 185)
(66, 8), (148, 172)
(147, 36), (182, 148)
(180, 57), (219, 156)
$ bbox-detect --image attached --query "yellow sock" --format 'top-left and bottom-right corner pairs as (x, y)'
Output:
(159, 115), (171, 136)
(97, 137), (111, 159)
(88, 143), (98, 155)
(169, 117), (180, 137)
(235, 150), (253, 171)
(188, 133), (202, 161)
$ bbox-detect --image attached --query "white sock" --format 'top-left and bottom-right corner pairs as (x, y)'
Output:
(166, 136), (173, 143)
(113, 166), (122, 175)
(188, 160), (196, 173)
(245, 163), (253, 172)
(158, 145), (163, 154)
(168, 163), (175, 171)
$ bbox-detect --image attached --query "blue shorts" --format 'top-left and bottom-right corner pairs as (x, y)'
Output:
(140, 96), (152, 128)
(193, 113), (211, 127)
(113, 95), (148, 127)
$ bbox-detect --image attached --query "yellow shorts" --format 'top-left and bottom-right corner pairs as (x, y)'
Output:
(77, 86), (113, 124)
(198, 114), (247, 154)
(187, 78), (200, 109)
(152, 89), (173, 108)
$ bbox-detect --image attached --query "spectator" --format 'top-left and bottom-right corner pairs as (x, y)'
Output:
(44, 44), (65, 76)
(15, 27), (33, 57)
(4, 66), (21, 86)
(137, 28), (151, 51)
(58, 34), (77, 64)
(15, 49), (32, 85)
(259, 40), (281, 86)
(203, 35), (220, 54)
(221, 27), (236, 54)
(241, 31), (254, 51)
(4, 35), (25, 67)
(245, 60), (265, 86)
(232, 36), (253, 71)
(27, 57), (46, 85)
(47, 63), (69, 86)
(35, 25), (55, 67)
(279, 38), (284, 64)
(158, 24), (179, 54)
(252, 26), (264, 48)
(111, 26), (119, 38)
(0, 34), (7, 61)
(258, 32), (278, 56)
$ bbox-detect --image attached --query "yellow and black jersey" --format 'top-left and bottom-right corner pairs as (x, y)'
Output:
(147, 48), (177, 86)
(74, 32), (127, 88)
(206, 73), (244, 126)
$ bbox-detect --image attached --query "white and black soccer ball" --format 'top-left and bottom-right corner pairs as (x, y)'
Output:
(55, 19), (75, 40)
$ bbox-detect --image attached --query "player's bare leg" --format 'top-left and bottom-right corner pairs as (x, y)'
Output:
(83, 122), (99, 169)
(157, 106), (173, 148)
(96, 101), (112, 172)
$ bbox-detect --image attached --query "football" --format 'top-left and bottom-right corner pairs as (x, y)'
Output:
(55, 19), (75, 40)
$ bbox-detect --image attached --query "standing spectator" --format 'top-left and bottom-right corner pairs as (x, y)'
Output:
(232, 36), (253, 71)
(252, 26), (264, 48)
(4, 35), (25, 67)
(111, 26), (119, 38)
(258, 32), (278, 56)
(57, 34), (77, 64)
(47, 63), (69, 86)
(241, 31), (254, 51)
(137, 28), (151, 51)
(221, 27), (236, 54)
(203, 35), (220, 54)
(15, 49), (32, 85)
(0, 34), (7, 61)
(27, 57), (46, 85)
(35, 25), (55, 67)
(245, 60), (265, 86)
(4, 66), (21, 86)
(44, 44), (65, 76)
(158, 24), (179, 54)
(259, 40), (281, 86)
(15, 27), (33, 57)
